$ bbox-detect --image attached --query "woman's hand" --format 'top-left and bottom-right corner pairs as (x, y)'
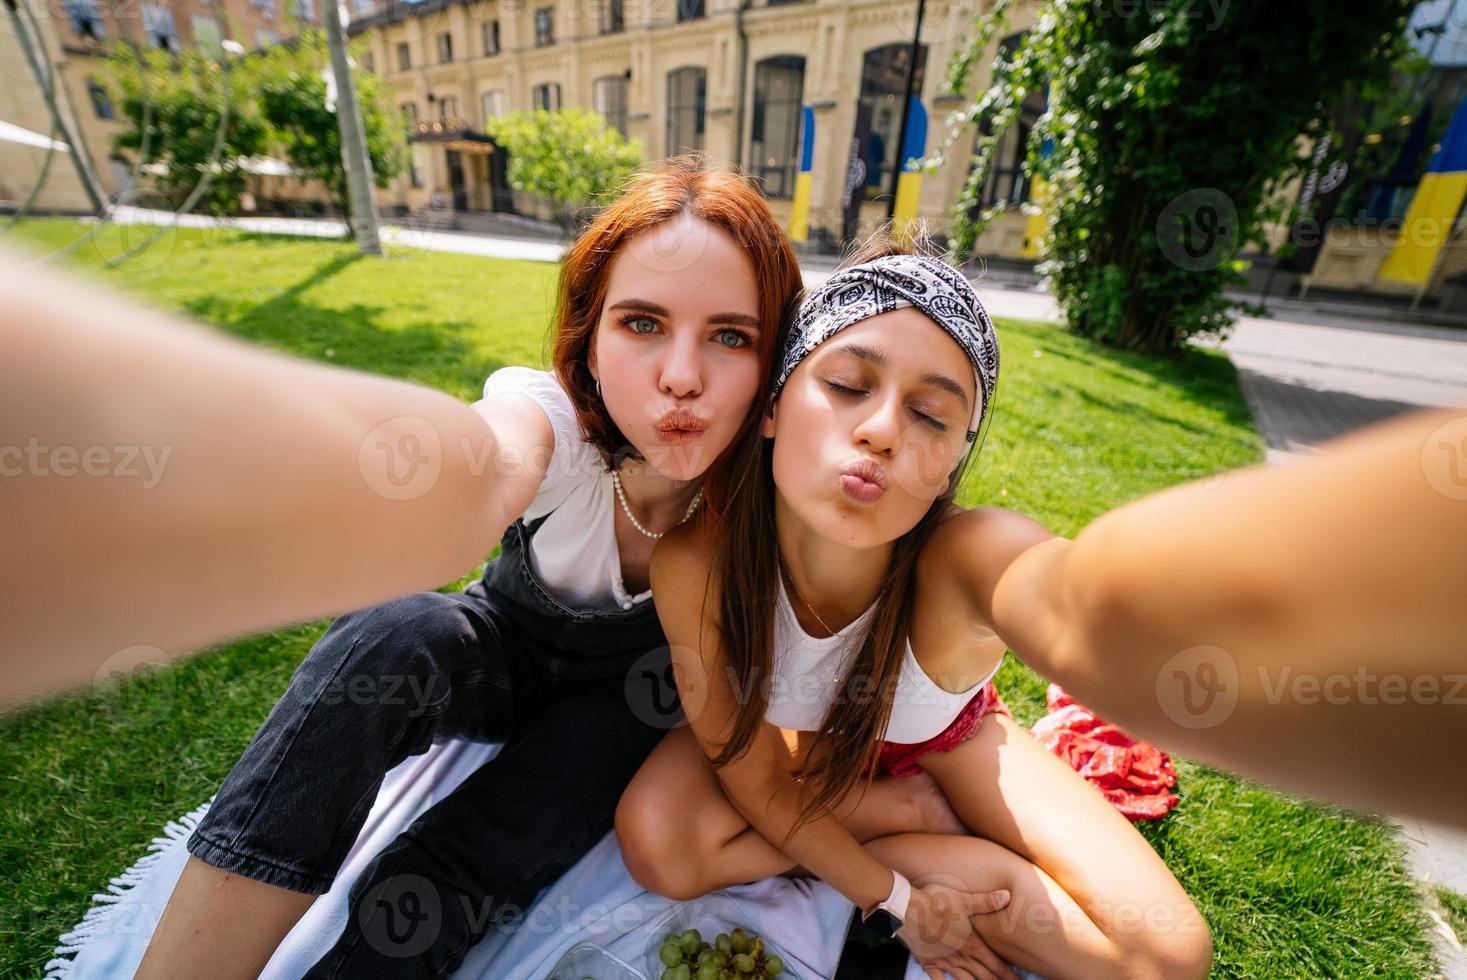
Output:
(898, 881), (1011, 962)
(915, 928), (1023, 980)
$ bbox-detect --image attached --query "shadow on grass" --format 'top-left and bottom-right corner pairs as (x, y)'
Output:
(178, 250), (507, 395)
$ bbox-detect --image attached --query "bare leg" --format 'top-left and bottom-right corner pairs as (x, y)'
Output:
(917, 713), (1212, 980)
(134, 857), (315, 980)
(616, 725), (947, 895)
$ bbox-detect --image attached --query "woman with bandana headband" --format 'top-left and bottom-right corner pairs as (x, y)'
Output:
(616, 233), (1214, 980)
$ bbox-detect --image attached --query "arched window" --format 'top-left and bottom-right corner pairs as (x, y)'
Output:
(750, 55), (805, 199)
(666, 67), (706, 155)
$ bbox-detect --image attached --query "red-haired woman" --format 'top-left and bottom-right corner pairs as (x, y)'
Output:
(136, 157), (806, 979)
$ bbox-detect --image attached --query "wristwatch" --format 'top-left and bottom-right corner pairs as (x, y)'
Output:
(860, 869), (912, 940)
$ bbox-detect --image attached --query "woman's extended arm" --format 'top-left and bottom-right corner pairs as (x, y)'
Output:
(0, 241), (551, 705)
(971, 405), (1467, 826)
(649, 528), (998, 955)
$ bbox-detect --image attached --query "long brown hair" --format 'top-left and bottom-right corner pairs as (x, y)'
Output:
(706, 226), (989, 847)
(549, 154), (803, 511)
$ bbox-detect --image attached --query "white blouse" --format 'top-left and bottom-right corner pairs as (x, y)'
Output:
(481, 367), (650, 612)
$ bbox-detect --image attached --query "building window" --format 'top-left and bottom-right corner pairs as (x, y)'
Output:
(251, 0), (276, 21)
(482, 19), (500, 55)
(436, 31), (452, 63)
(437, 94), (458, 120)
(676, 0), (704, 22)
(599, 0), (623, 33)
(397, 41), (411, 70)
(190, 12), (221, 49)
(352, 0), (374, 15)
(533, 82), (562, 111)
(482, 89), (506, 122)
(594, 74), (629, 138)
(63, 0), (105, 40)
(750, 55), (805, 199)
(401, 101), (418, 129)
(256, 27), (279, 47)
(666, 66), (706, 155)
(294, 0), (315, 20)
(141, 2), (177, 50)
(857, 43), (927, 203)
(534, 6), (554, 46)
(362, 49), (374, 72)
(87, 75), (114, 119)
(975, 32), (1044, 210)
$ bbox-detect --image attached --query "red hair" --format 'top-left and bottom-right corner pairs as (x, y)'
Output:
(550, 153), (803, 514)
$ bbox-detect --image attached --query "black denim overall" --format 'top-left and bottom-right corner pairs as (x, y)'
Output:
(186, 513), (680, 978)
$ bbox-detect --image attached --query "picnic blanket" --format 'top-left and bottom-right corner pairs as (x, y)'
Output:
(45, 736), (1042, 980)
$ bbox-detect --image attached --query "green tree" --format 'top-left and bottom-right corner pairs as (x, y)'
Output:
(253, 28), (407, 222)
(940, 0), (1415, 354)
(104, 45), (270, 216)
(484, 108), (643, 232)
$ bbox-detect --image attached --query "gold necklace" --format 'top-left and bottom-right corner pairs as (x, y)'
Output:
(781, 562), (839, 638)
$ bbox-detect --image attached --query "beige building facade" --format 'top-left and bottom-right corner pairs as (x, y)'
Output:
(349, 0), (1047, 252)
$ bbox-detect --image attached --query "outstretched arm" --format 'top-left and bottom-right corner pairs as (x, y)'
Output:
(0, 241), (551, 705)
(970, 405), (1467, 826)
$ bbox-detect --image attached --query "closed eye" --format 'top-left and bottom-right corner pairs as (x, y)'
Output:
(826, 380), (949, 431)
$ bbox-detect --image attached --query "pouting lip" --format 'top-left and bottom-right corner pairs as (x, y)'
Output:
(840, 457), (887, 489)
(654, 408), (709, 433)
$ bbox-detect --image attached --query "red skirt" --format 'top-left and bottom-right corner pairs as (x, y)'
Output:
(863, 680), (1012, 778)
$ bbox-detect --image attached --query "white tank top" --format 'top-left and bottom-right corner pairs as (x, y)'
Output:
(762, 574), (999, 745)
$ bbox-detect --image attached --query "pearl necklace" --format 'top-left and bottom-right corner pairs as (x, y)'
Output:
(611, 470), (704, 540)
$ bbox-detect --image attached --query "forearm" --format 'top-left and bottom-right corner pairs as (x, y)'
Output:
(722, 771), (894, 911)
(1008, 406), (1467, 823)
(0, 244), (505, 704)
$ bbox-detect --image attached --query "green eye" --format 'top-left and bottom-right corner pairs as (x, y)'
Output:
(625, 316), (657, 335)
(715, 329), (751, 348)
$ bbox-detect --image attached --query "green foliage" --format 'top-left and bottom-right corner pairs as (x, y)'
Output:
(938, 0), (1416, 354)
(484, 108), (643, 230)
(253, 30), (408, 220)
(103, 45), (270, 216)
(103, 31), (406, 221)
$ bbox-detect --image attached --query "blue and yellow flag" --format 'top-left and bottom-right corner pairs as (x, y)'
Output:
(1378, 97), (1467, 285)
(788, 107), (815, 242)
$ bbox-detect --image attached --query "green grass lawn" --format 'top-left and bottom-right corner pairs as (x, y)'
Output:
(0, 219), (1439, 977)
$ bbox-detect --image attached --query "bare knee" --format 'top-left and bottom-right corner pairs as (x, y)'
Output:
(1109, 895), (1213, 980)
(615, 789), (711, 902)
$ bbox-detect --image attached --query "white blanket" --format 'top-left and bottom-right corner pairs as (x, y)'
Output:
(46, 737), (1039, 980)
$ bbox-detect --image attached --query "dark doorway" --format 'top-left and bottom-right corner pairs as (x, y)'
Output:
(446, 150), (467, 210)
(488, 144), (513, 212)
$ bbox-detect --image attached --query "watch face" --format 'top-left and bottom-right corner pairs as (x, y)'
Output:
(865, 908), (902, 940)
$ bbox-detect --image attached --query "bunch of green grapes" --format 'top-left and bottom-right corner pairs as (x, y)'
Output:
(656, 926), (786, 980)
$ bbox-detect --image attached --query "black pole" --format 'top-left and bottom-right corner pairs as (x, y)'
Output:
(887, 0), (926, 222)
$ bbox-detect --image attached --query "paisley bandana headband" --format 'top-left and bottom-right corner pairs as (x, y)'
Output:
(772, 254), (1000, 442)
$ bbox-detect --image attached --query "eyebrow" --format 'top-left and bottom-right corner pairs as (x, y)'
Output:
(606, 298), (761, 330)
(830, 342), (971, 411)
